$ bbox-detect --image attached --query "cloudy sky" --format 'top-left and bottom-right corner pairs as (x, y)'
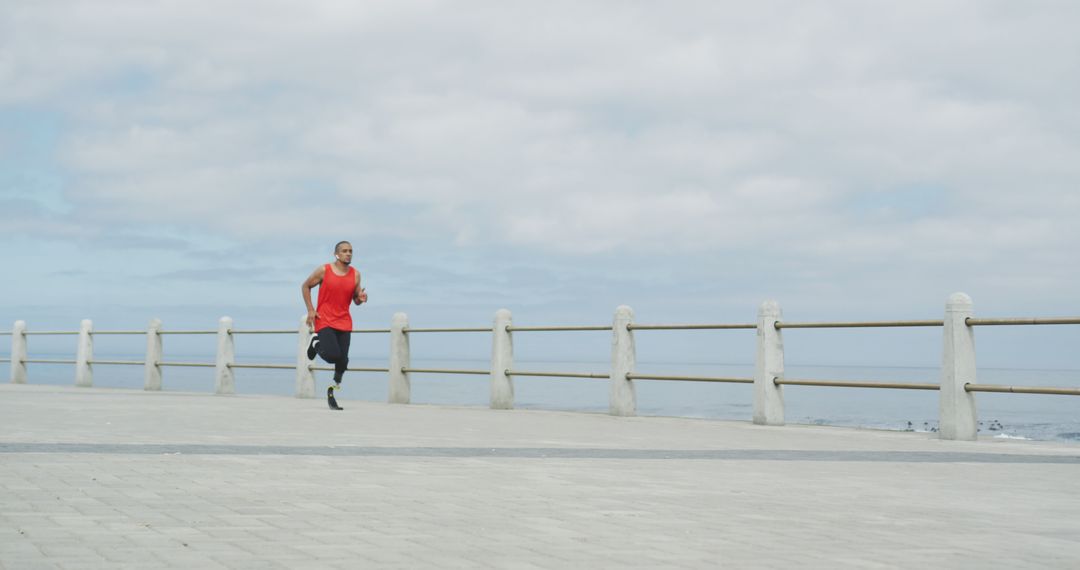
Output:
(2, 1), (1078, 368)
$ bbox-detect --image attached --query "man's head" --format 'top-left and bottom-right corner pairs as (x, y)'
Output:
(334, 241), (353, 266)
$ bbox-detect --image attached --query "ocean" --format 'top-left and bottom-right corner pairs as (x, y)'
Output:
(7, 350), (1079, 443)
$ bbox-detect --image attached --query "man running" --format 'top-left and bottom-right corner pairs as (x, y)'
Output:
(302, 241), (367, 410)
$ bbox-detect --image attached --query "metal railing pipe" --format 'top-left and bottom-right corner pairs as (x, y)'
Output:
(402, 368), (489, 375)
(228, 363), (295, 370)
(506, 370), (609, 379)
(965, 384), (1080, 396)
(507, 325), (612, 332)
(966, 317), (1080, 326)
(404, 327), (492, 333)
(89, 360), (145, 366)
(230, 329), (296, 335)
(310, 365), (390, 373)
(23, 331), (79, 336)
(91, 331), (146, 335)
(158, 361), (216, 368)
(775, 378), (939, 390)
(23, 359), (78, 364)
(628, 323), (756, 330)
(775, 320), (943, 329)
(158, 330), (217, 335)
(627, 373), (754, 384)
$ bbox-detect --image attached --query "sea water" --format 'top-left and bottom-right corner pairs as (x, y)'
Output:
(9, 349), (1078, 443)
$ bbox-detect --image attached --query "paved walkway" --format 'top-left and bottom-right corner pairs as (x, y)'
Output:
(2, 384), (1079, 569)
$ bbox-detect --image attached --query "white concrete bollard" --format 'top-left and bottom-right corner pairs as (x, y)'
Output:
(11, 320), (27, 384)
(490, 309), (514, 409)
(75, 319), (93, 387)
(753, 300), (785, 425)
(609, 305), (636, 417)
(295, 315), (315, 398)
(144, 318), (163, 391)
(389, 312), (411, 404)
(940, 292), (978, 441)
(214, 316), (235, 395)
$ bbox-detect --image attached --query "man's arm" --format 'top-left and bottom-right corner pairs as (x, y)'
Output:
(301, 265), (326, 329)
(353, 271), (367, 305)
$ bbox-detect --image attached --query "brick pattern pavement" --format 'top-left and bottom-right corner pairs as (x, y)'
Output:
(2, 385), (1079, 569)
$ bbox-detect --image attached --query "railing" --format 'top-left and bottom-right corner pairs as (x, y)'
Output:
(763, 319), (945, 396)
(4, 292), (1078, 441)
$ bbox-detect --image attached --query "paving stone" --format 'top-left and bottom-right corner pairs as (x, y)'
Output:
(2, 384), (1079, 568)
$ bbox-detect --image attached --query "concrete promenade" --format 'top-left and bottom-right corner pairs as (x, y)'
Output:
(2, 384), (1079, 569)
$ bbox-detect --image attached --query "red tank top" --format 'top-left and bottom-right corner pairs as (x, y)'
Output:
(314, 264), (356, 331)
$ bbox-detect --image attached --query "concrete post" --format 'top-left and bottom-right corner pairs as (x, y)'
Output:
(214, 316), (235, 395)
(753, 300), (785, 425)
(940, 292), (978, 441)
(490, 309), (514, 409)
(389, 312), (411, 404)
(295, 315), (315, 398)
(75, 319), (93, 387)
(144, 318), (163, 391)
(609, 305), (636, 417)
(11, 320), (27, 384)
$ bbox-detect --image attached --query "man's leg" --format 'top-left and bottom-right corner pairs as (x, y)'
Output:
(315, 328), (344, 366)
(317, 329), (347, 410)
(332, 330), (351, 385)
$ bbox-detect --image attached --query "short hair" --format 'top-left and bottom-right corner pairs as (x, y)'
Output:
(334, 241), (351, 253)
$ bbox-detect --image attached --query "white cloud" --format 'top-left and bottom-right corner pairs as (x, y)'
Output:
(3, 0), (1080, 318)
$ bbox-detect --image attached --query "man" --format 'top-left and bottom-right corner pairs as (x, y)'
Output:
(302, 241), (367, 410)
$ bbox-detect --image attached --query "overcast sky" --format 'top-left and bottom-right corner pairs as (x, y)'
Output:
(2, 1), (1078, 368)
